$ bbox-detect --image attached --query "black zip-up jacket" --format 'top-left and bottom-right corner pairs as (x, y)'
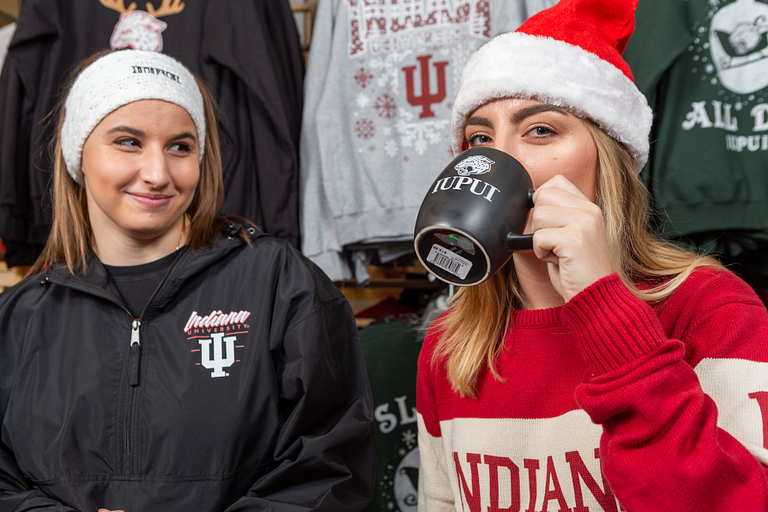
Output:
(0, 228), (374, 511)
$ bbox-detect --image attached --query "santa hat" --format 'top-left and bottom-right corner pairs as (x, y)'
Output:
(451, 0), (652, 173)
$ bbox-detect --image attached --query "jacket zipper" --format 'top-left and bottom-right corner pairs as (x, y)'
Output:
(129, 319), (141, 386)
(124, 319), (141, 469)
(46, 248), (190, 474)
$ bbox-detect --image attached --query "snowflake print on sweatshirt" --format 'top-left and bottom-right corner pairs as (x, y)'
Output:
(300, 0), (555, 282)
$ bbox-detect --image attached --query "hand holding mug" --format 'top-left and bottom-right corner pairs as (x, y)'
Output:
(530, 175), (614, 302)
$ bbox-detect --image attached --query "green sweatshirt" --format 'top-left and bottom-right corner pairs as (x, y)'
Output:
(623, 0), (768, 252)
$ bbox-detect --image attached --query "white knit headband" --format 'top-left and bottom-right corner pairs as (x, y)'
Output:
(61, 49), (206, 184)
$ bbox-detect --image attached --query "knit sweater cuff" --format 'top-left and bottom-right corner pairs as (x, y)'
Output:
(561, 274), (666, 375)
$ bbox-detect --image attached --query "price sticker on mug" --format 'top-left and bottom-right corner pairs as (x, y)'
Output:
(426, 244), (472, 280)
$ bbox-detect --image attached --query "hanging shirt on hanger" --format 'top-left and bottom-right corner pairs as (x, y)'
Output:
(299, 0), (557, 282)
(623, 0), (768, 288)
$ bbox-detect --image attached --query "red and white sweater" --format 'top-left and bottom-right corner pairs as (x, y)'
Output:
(417, 268), (768, 511)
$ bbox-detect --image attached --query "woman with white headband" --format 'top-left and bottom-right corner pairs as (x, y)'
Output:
(0, 49), (374, 511)
(417, 0), (768, 511)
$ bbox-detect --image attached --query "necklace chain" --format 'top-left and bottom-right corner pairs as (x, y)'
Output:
(176, 218), (185, 251)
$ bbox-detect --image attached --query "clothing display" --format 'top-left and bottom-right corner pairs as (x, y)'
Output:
(299, 0), (557, 282)
(359, 319), (424, 512)
(0, 0), (303, 267)
(417, 268), (768, 511)
(622, 0), (768, 281)
(0, 226), (374, 511)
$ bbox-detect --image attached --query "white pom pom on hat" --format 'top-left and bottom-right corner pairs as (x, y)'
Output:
(451, 0), (653, 174)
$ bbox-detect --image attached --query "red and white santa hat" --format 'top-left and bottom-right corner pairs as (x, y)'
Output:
(451, 0), (652, 173)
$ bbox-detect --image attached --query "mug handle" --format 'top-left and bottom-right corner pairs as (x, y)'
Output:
(506, 233), (533, 251)
(506, 189), (535, 251)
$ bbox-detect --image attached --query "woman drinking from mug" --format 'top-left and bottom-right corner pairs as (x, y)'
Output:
(416, 0), (768, 510)
(0, 49), (374, 511)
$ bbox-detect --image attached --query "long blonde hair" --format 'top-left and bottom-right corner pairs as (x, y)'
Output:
(432, 120), (722, 398)
(29, 50), (241, 276)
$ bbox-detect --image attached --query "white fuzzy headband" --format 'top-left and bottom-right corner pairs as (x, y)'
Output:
(61, 49), (206, 184)
(451, 32), (653, 174)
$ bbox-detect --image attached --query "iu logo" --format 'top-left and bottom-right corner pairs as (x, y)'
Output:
(403, 54), (449, 119)
(99, 0), (185, 52)
(199, 333), (236, 378)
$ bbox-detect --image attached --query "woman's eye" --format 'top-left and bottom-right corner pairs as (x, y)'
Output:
(528, 125), (556, 137)
(115, 137), (140, 148)
(170, 142), (192, 153)
(466, 133), (492, 147)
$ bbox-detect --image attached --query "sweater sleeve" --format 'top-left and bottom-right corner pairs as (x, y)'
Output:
(562, 272), (768, 511)
(298, 0), (350, 282)
(416, 327), (457, 512)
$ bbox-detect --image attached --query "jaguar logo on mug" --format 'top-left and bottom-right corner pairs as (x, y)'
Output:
(413, 147), (534, 286)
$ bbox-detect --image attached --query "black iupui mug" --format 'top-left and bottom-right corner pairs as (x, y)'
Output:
(414, 147), (534, 286)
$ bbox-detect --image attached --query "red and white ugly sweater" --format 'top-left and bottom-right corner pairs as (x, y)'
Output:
(417, 268), (768, 511)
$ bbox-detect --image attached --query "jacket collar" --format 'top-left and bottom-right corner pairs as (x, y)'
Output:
(44, 224), (263, 308)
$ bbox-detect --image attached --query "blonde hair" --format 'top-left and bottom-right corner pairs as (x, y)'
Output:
(432, 120), (722, 398)
(30, 50), (245, 276)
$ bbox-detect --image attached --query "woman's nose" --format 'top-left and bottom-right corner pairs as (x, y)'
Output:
(139, 148), (171, 187)
(492, 135), (519, 159)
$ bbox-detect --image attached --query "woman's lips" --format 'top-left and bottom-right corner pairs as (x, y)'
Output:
(128, 192), (173, 207)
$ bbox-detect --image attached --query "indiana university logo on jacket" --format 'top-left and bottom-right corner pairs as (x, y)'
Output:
(185, 309), (251, 378)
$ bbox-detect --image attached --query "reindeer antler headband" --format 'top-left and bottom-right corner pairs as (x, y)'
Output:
(61, 49), (205, 184)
